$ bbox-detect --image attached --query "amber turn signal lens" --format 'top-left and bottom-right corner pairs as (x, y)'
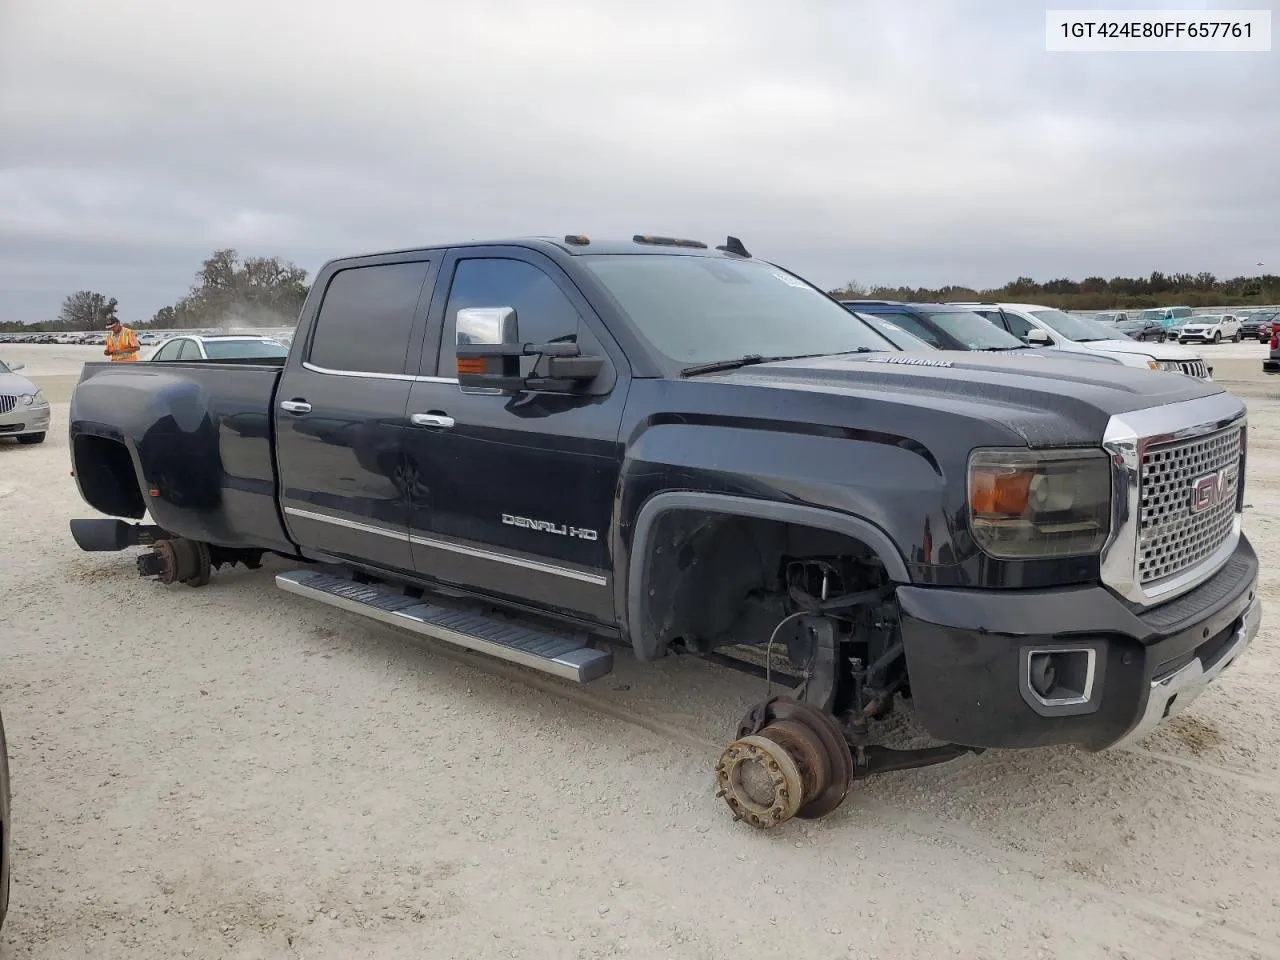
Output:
(969, 467), (1033, 517)
(456, 357), (487, 376)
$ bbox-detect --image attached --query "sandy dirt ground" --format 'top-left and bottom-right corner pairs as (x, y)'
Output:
(2, 343), (1279, 959)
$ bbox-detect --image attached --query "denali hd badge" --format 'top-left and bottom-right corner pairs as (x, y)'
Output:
(1190, 465), (1237, 513)
(502, 513), (598, 541)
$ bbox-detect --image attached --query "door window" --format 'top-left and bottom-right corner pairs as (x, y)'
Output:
(1000, 312), (1036, 339)
(177, 339), (202, 360)
(308, 261), (431, 375)
(438, 258), (584, 377)
(152, 340), (182, 361)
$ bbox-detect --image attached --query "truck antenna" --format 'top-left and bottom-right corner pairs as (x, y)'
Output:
(716, 236), (751, 258)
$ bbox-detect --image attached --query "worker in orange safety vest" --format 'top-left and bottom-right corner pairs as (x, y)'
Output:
(104, 318), (140, 362)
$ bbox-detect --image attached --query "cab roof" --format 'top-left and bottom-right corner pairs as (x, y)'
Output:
(335, 234), (757, 262)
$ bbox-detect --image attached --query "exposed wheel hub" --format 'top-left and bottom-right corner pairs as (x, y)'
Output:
(716, 697), (854, 828)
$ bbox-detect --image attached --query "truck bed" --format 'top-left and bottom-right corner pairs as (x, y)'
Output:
(69, 359), (295, 553)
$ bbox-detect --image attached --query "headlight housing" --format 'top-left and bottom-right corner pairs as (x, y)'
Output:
(1152, 360), (1182, 372)
(20, 391), (46, 406)
(967, 448), (1111, 559)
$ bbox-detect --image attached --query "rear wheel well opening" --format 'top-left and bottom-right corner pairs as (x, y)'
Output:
(73, 435), (145, 519)
(635, 509), (898, 658)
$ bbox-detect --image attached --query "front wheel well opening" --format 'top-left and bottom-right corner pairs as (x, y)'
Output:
(73, 435), (146, 519)
(636, 509), (898, 656)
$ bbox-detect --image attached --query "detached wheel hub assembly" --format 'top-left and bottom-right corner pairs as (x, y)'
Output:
(715, 697), (853, 829)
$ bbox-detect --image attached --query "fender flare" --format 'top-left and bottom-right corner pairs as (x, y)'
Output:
(625, 491), (910, 660)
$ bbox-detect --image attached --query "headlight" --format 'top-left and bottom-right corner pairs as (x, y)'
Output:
(967, 448), (1111, 559)
(20, 391), (46, 406)
(1153, 361), (1182, 372)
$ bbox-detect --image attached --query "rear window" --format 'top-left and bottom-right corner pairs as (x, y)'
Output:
(202, 339), (290, 360)
(308, 261), (431, 374)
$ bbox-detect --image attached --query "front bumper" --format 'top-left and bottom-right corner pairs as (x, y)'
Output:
(0, 402), (51, 436)
(897, 536), (1260, 751)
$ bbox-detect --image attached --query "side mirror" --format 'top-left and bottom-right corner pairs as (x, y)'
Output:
(1025, 328), (1053, 346)
(454, 306), (604, 393)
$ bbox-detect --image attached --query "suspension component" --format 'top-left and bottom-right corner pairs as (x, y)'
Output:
(136, 538), (212, 587)
(716, 696), (854, 828)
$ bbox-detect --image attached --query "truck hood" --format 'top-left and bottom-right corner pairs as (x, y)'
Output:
(1074, 337), (1201, 361)
(714, 350), (1223, 448)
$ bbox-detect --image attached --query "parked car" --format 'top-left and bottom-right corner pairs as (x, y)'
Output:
(0, 357), (51, 444)
(949, 302), (1212, 379)
(148, 334), (291, 362)
(1177, 314), (1244, 344)
(1110, 317), (1168, 342)
(1264, 330), (1280, 374)
(1239, 311), (1277, 341)
(1093, 311), (1131, 324)
(840, 300), (1122, 366)
(66, 233), (1259, 830)
(1137, 306), (1194, 330)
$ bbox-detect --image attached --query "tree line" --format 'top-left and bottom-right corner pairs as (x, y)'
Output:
(6, 259), (1279, 334)
(828, 270), (1280, 311)
(1, 249), (311, 333)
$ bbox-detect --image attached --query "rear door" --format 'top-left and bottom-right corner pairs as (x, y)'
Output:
(274, 254), (437, 573)
(401, 246), (629, 623)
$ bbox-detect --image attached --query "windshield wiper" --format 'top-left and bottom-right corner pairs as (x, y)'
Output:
(680, 351), (863, 377)
(979, 345), (1031, 351)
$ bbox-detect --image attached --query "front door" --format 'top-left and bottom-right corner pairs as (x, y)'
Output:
(275, 256), (436, 573)
(401, 248), (628, 624)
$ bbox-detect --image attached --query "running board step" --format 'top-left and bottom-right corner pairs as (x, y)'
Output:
(275, 570), (613, 682)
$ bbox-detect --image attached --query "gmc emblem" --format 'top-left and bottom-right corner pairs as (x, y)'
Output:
(1190, 465), (1237, 513)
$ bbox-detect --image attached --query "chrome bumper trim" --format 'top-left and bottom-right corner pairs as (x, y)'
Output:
(1108, 596), (1261, 751)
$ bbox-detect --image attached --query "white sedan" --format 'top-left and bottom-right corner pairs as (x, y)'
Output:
(1177, 314), (1243, 344)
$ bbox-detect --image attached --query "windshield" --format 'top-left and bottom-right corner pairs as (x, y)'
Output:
(922, 310), (1027, 349)
(856, 314), (935, 350)
(1029, 309), (1119, 342)
(581, 254), (894, 364)
(203, 339), (289, 360)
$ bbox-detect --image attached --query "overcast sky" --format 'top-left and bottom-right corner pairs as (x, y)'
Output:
(0, 0), (1276, 323)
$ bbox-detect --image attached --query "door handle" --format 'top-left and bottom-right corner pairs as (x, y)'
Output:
(410, 413), (455, 429)
(280, 399), (312, 415)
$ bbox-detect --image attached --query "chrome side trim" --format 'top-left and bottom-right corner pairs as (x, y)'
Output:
(284, 506), (409, 541)
(300, 361), (458, 385)
(1108, 596), (1260, 751)
(409, 534), (608, 586)
(1100, 392), (1247, 607)
(283, 506), (607, 586)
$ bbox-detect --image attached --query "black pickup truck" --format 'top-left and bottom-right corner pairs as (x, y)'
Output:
(68, 234), (1261, 829)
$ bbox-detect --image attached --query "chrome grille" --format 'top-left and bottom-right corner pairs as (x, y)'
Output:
(1177, 360), (1209, 379)
(1139, 425), (1242, 584)
(0, 395), (14, 415)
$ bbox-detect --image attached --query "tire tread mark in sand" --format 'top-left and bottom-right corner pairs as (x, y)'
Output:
(858, 808), (1280, 960)
(308, 608), (1280, 957)
(1121, 745), (1280, 798)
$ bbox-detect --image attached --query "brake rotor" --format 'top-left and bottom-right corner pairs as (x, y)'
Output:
(717, 696), (854, 827)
